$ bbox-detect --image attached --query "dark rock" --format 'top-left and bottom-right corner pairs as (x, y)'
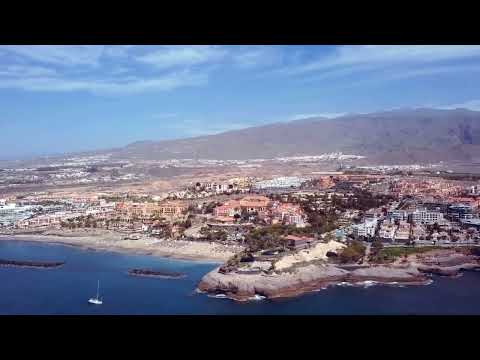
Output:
(128, 268), (186, 279)
(0, 259), (64, 269)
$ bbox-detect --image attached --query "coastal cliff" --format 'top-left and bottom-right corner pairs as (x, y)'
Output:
(198, 264), (427, 301)
(198, 248), (480, 301)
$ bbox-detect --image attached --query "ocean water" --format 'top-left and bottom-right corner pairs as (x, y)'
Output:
(1, 239), (480, 315)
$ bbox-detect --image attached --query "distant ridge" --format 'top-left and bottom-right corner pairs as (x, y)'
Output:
(106, 108), (480, 164)
(5, 108), (480, 167)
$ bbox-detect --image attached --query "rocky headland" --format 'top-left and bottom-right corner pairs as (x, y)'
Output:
(198, 247), (480, 301)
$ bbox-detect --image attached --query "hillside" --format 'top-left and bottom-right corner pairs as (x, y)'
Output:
(109, 108), (480, 164)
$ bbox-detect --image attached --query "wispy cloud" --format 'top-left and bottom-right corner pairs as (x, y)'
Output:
(0, 65), (57, 77)
(232, 46), (283, 69)
(0, 70), (207, 95)
(0, 46), (211, 95)
(0, 45), (286, 96)
(136, 45), (227, 70)
(335, 63), (480, 90)
(263, 45), (480, 88)
(137, 45), (284, 71)
(2, 45), (480, 96)
(278, 45), (480, 76)
(386, 64), (480, 81)
(0, 45), (106, 67)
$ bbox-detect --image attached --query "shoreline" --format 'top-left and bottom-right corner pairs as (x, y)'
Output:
(203, 278), (435, 303)
(0, 232), (241, 264)
(198, 249), (480, 302)
(197, 264), (431, 302)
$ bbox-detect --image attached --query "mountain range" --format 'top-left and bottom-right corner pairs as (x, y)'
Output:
(106, 108), (480, 164)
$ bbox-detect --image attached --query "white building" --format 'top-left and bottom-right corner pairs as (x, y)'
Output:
(409, 210), (444, 225)
(284, 213), (307, 228)
(204, 182), (234, 193)
(254, 176), (308, 189)
(0, 203), (18, 215)
(353, 219), (378, 238)
(0, 203), (35, 227)
(16, 211), (82, 229)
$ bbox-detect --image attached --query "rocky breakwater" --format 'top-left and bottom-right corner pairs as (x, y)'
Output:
(0, 259), (65, 269)
(128, 268), (186, 279)
(198, 263), (428, 301)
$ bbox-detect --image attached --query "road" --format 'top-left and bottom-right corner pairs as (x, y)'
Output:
(383, 242), (480, 248)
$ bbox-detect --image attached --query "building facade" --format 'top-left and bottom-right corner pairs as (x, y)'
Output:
(409, 210), (444, 225)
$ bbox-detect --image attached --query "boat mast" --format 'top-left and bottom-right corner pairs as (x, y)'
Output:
(97, 280), (100, 299)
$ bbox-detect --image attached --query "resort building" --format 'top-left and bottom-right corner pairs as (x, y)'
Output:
(271, 202), (307, 227)
(213, 200), (242, 218)
(253, 176), (308, 189)
(353, 219), (378, 238)
(239, 195), (271, 214)
(409, 210), (444, 225)
(115, 200), (188, 220)
(156, 201), (188, 217)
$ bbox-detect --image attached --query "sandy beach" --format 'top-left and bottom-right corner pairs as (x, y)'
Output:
(0, 229), (245, 263)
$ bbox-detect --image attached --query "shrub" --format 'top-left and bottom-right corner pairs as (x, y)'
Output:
(338, 240), (366, 264)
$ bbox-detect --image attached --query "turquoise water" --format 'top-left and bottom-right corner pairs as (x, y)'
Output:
(1, 239), (480, 315)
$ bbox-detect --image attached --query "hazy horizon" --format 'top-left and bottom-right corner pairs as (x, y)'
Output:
(3, 106), (480, 162)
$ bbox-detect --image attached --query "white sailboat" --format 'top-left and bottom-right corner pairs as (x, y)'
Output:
(88, 280), (103, 305)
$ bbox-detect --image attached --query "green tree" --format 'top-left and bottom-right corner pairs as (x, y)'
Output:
(338, 240), (366, 264)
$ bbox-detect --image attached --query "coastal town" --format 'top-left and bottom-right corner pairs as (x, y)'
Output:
(4, 44), (480, 317)
(2, 163), (480, 300)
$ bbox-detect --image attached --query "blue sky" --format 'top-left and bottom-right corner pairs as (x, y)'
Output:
(1, 45), (480, 159)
